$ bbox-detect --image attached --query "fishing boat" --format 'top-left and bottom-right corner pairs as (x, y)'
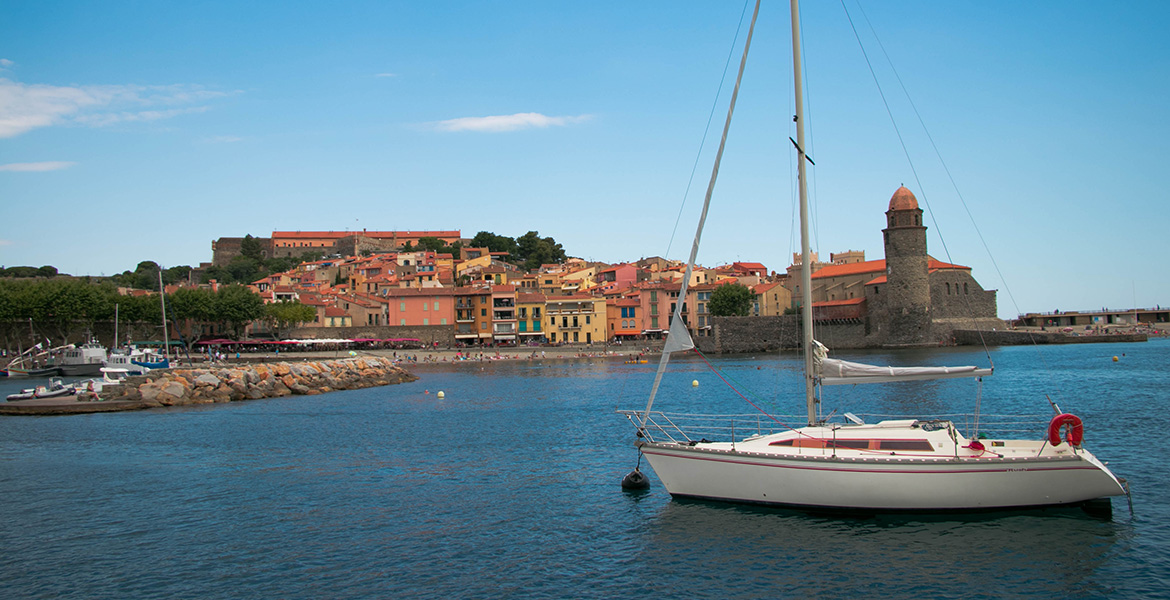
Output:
(57, 338), (109, 377)
(620, 0), (1127, 513)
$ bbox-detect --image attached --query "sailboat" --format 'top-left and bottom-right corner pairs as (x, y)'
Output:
(620, 0), (1127, 512)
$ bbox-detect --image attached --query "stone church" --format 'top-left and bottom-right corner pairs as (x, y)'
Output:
(805, 186), (1003, 347)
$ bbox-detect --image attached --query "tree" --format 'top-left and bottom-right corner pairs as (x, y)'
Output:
(213, 285), (265, 339)
(515, 231), (566, 271)
(470, 231), (518, 257)
(708, 283), (753, 317)
(239, 234), (264, 261)
(162, 265), (192, 285)
(264, 300), (317, 339)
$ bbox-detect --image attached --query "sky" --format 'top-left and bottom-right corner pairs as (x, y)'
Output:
(2, 0), (1167, 319)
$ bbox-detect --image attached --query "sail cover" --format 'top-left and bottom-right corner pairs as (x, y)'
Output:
(818, 357), (992, 385)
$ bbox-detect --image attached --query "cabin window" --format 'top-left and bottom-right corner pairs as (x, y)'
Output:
(877, 440), (934, 451)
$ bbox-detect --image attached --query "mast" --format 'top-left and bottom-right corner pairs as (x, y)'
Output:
(158, 270), (170, 363)
(790, 0), (817, 426)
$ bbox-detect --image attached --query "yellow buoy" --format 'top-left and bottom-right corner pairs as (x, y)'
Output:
(437, 391), (445, 398)
(692, 380), (699, 387)
(1113, 356), (1119, 362)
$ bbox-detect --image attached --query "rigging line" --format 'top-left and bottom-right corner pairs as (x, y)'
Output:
(853, 1), (999, 365)
(846, 3), (1067, 404)
(641, 0), (760, 428)
(664, 0), (753, 260)
(691, 348), (786, 426)
(798, 5), (823, 261)
(841, 2), (1014, 376)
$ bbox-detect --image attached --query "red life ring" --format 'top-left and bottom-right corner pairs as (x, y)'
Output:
(1047, 413), (1084, 447)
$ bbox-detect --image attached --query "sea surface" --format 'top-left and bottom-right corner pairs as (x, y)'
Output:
(2, 339), (1168, 599)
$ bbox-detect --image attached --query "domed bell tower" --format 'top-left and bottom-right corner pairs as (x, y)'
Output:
(882, 186), (931, 345)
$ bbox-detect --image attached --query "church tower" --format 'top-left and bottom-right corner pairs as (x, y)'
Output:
(882, 186), (931, 345)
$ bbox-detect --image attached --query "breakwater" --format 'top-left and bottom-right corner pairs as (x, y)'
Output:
(1, 357), (417, 416)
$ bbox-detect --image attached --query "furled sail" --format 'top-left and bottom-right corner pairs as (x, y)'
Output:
(812, 339), (991, 385)
(818, 357), (992, 385)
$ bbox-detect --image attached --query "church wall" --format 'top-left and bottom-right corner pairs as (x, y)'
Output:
(929, 270), (997, 320)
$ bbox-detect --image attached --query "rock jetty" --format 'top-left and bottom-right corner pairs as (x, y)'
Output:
(1, 357), (417, 416)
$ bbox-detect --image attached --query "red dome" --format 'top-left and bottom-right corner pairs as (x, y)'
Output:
(888, 186), (919, 211)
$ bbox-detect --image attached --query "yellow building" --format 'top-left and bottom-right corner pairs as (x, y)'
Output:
(516, 292), (547, 342)
(545, 295), (606, 344)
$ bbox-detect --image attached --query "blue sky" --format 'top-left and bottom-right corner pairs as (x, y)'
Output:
(2, 1), (1167, 319)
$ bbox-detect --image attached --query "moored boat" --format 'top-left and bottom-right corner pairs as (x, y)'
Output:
(620, 0), (1127, 514)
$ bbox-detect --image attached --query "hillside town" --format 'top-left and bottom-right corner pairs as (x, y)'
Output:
(188, 187), (1007, 348)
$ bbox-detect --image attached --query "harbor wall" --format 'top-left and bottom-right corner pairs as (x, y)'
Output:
(101, 357), (418, 408)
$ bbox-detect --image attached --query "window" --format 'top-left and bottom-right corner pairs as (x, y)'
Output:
(434, 301), (440, 311)
(423, 318), (429, 325)
(400, 318), (406, 326)
(585, 316), (590, 325)
(480, 322), (487, 330)
(481, 308), (487, 317)
(423, 302), (429, 311)
(964, 282), (969, 294)
(441, 318), (447, 325)
(400, 302), (406, 311)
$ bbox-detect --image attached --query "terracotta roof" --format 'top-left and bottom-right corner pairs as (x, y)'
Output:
(811, 259), (886, 279)
(889, 186), (919, 211)
(272, 230), (460, 240)
(517, 292), (547, 303)
(324, 307), (348, 317)
(753, 281), (784, 293)
(813, 257), (969, 280)
(813, 298), (866, 307)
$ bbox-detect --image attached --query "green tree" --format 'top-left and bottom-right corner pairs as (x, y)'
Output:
(213, 284), (265, 339)
(239, 234), (264, 261)
(708, 283), (753, 317)
(264, 300), (317, 339)
(470, 231), (518, 257)
(37, 265), (59, 278)
(162, 265), (192, 285)
(515, 231), (566, 271)
(226, 256), (262, 284)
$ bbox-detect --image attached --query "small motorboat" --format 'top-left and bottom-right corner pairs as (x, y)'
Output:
(6, 378), (74, 401)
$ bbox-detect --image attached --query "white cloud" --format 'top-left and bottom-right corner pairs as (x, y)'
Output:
(374, 72), (397, 78)
(0, 59), (13, 70)
(0, 78), (230, 138)
(0, 161), (76, 172)
(432, 112), (592, 133)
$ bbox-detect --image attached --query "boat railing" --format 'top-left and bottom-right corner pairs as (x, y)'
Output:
(620, 410), (1054, 444)
(619, 410), (804, 444)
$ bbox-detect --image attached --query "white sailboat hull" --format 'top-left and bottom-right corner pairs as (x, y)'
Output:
(639, 440), (1125, 511)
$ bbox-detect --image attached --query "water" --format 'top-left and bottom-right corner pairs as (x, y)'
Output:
(2, 340), (1168, 599)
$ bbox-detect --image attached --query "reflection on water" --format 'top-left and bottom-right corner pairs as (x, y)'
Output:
(643, 499), (1124, 598)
